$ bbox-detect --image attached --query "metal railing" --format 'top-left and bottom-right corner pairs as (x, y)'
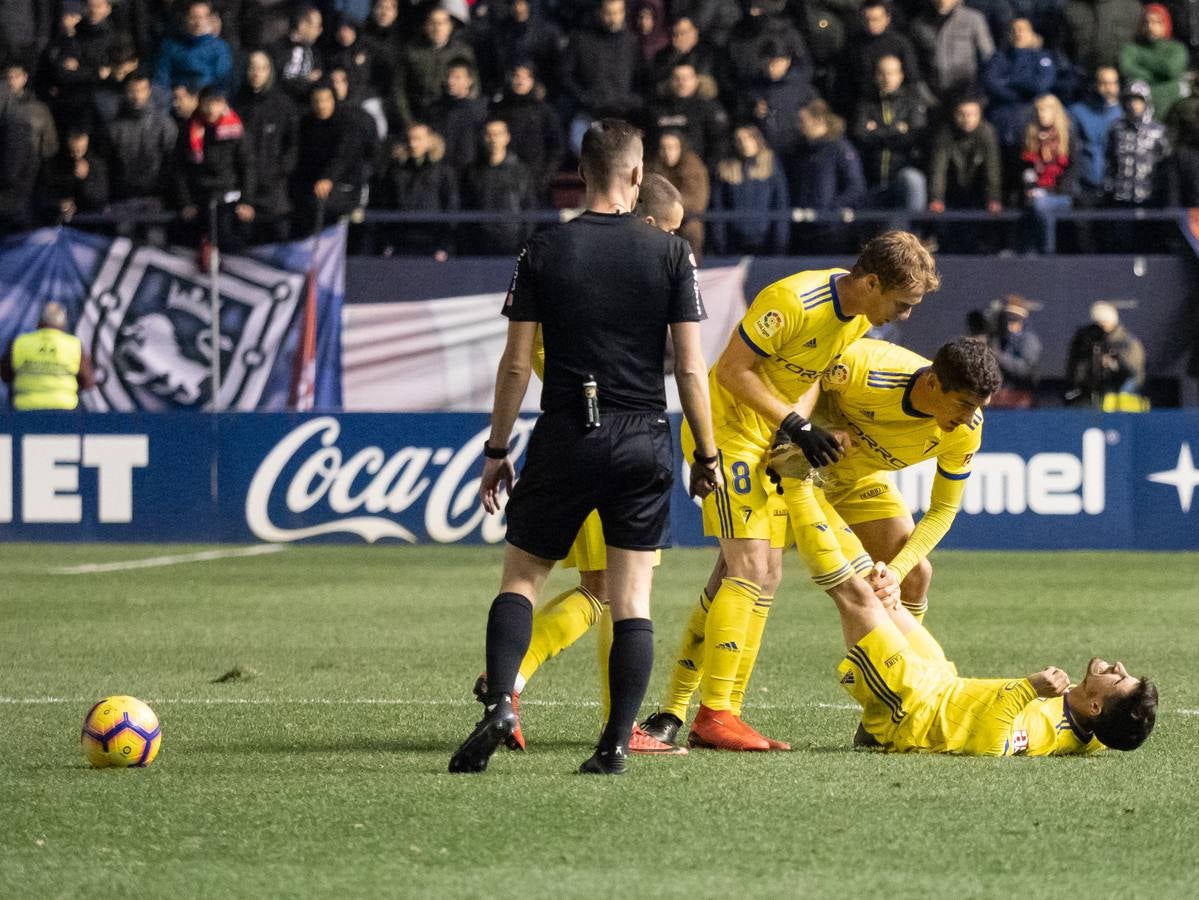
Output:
(56, 205), (1196, 252)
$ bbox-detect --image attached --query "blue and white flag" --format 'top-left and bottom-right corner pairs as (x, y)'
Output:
(0, 226), (345, 410)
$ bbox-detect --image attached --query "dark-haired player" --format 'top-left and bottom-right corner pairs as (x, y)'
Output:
(837, 579), (1156, 756)
(449, 120), (721, 775)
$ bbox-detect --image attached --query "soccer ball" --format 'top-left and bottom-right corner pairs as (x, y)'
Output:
(80, 696), (162, 768)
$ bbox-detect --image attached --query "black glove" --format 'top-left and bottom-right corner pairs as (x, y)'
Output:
(779, 412), (843, 468)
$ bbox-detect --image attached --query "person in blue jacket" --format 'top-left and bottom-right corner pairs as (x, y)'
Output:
(154, 0), (234, 95)
(1068, 64), (1122, 206)
(707, 123), (790, 255)
(785, 98), (866, 251)
(983, 17), (1056, 149)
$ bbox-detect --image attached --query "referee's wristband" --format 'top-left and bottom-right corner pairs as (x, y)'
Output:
(693, 450), (719, 466)
(483, 440), (509, 459)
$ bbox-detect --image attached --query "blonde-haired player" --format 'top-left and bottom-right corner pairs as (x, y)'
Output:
(470, 174), (690, 755)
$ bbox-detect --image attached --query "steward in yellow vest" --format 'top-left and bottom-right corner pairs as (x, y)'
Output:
(1, 302), (95, 410)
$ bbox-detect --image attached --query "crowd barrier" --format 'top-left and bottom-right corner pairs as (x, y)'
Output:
(2, 410), (1195, 549)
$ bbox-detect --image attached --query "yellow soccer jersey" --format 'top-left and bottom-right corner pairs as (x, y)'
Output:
(1000, 692), (1105, 757)
(839, 620), (1105, 757)
(531, 325), (546, 380)
(816, 339), (982, 495)
(710, 269), (871, 440)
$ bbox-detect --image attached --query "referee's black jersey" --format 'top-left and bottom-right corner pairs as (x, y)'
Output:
(502, 210), (706, 414)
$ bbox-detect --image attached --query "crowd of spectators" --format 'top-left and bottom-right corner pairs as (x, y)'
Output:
(1, 0), (1198, 254)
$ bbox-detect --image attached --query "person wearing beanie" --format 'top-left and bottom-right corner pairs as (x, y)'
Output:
(1066, 301), (1146, 407)
(1119, 4), (1189, 117)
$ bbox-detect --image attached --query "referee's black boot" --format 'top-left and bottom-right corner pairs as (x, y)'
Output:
(579, 744), (628, 775)
(448, 695), (518, 773)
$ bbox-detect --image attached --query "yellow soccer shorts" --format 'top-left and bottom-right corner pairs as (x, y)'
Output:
(561, 510), (661, 572)
(836, 618), (956, 751)
(768, 481), (871, 589)
(681, 417), (775, 542)
(822, 471), (911, 526)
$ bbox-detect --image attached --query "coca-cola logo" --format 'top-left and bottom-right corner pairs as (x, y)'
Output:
(245, 417), (534, 543)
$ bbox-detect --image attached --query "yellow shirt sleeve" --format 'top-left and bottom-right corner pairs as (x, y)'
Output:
(888, 471), (967, 581)
(978, 679), (1040, 756)
(937, 413), (983, 478)
(887, 419), (981, 579)
(530, 325), (545, 382)
(737, 284), (805, 359)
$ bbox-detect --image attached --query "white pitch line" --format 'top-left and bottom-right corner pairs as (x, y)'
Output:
(47, 545), (285, 575)
(0, 697), (856, 711)
(2, 696), (1196, 717)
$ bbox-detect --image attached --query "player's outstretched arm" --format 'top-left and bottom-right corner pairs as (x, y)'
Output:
(480, 320), (537, 513)
(887, 471), (967, 581)
(671, 321), (722, 498)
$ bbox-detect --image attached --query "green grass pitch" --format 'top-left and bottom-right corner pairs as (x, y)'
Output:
(2, 543), (1198, 898)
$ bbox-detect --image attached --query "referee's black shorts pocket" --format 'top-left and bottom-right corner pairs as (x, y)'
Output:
(597, 414), (674, 551)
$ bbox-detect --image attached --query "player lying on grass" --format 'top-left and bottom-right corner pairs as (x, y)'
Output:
(643, 337), (1002, 750)
(839, 570), (1157, 755)
(471, 174), (688, 756)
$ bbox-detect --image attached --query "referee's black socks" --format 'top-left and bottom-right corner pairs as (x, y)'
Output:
(598, 618), (654, 753)
(484, 593), (533, 704)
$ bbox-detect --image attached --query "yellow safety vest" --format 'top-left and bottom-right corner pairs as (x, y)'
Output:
(11, 328), (82, 411)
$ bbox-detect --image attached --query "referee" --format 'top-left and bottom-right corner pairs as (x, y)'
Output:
(449, 119), (722, 776)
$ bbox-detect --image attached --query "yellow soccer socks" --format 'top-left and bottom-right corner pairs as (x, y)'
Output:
(660, 589), (712, 721)
(698, 577), (760, 712)
(901, 596), (928, 623)
(514, 586), (603, 693)
(729, 595), (773, 718)
(596, 603), (613, 722)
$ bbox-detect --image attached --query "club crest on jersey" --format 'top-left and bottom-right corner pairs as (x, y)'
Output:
(1011, 729), (1029, 752)
(76, 238), (304, 411)
(753, 309), (784, 340)
(824, 362), (850, 386)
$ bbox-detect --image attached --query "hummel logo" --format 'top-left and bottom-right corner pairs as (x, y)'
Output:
(804, 338), (817, 348)
(840, 671), (855, 684)
(715, 641), (740, 652)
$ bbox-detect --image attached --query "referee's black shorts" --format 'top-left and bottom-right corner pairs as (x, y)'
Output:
(505, 411), (675, 560)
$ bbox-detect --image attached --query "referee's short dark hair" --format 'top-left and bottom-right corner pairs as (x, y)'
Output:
(635, 173), (682, 224)
(931, 338), (1002, 397)
(853, 230), (941, 295)
(580, 118), (643, 189)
